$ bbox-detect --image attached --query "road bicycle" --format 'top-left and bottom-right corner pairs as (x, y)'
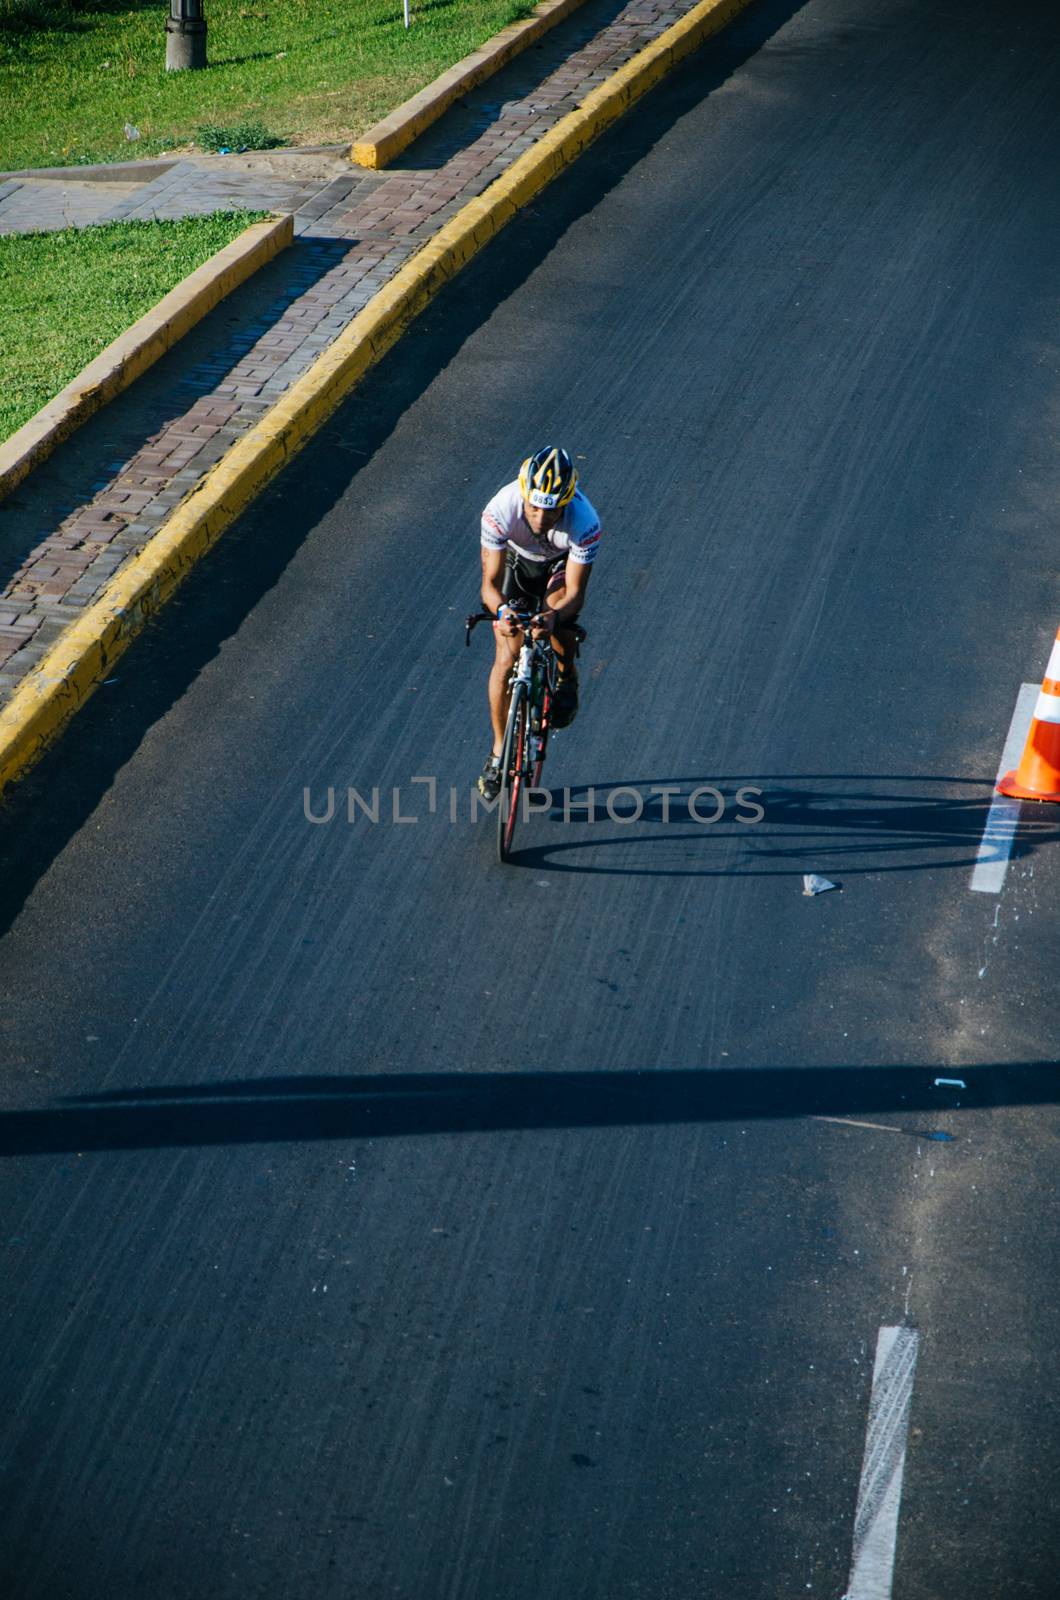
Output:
(466, 606), (586, 862)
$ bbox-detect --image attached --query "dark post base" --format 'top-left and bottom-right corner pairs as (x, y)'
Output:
(165, 15), (207, 70)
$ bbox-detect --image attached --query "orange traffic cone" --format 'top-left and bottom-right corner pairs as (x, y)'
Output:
(997, 624), (1060, 802)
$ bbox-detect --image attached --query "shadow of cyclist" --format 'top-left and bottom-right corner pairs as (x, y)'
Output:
(501, 772), (1059, 877)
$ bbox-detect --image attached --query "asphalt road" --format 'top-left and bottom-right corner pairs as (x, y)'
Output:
(2, 0), (1059, 1595)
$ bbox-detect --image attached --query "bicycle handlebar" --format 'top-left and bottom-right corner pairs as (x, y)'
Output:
(464, 609), (587, 647)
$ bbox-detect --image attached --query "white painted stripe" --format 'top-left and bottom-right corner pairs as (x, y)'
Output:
(1045, 638), (1060, 682)
(969, 683), (1039, 894)
(1033, 689), (1060, 724)
(843, 1325), (919, 1600)
(814, 1115), (902, 1134)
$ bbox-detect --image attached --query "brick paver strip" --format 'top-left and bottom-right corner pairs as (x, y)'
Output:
(0, 0), (722, 701)
(351, 0), (591, 169)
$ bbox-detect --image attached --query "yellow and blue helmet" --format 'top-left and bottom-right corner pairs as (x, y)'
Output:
(519, 446), (578, 510)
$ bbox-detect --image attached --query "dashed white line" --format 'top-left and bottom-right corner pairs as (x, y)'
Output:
(970, 683), (1039, 893)
(843, 1325), (919, 1600)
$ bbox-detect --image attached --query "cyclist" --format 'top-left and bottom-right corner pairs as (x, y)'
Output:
(477, 446), (602, 801)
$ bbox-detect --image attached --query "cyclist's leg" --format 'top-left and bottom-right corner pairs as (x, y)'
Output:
(488, 626), (522, 756)
(551, 626), (581, 671)
(544, 565), (582, 677)
(545, 569), (582, 728)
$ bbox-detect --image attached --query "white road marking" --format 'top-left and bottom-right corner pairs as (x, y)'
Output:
(970, 683), (1039, 893)
(813, 1116), (902, 1135)
(843, 1325), (919, 1600)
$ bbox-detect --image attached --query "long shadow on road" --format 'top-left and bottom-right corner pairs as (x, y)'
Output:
(505, 774), (1059, 877)
(2, 1062), (1056, 1156)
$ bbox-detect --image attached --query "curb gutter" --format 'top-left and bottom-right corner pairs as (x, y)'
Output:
(0, 214), (293, 505)
(0, 158), (179, 183)
(0, 0), (752, 800)
(351, 0), (589, 170)
(0, 147), (348, 183)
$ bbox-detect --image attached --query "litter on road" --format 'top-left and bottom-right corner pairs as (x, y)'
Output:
(802, 874), (839, 896)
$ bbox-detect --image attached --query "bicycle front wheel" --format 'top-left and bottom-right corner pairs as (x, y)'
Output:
(498, 682), (529, 863)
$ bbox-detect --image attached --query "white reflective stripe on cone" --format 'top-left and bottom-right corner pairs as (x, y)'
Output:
(1034, 689), (1060, 725)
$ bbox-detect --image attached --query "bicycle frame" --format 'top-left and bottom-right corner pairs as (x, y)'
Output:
(510, 624), (557, 730)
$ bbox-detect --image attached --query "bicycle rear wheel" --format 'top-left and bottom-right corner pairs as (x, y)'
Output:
(498, 682), (529, 863)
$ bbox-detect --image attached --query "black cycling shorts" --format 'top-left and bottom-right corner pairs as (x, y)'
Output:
(499, 551), (567, 615)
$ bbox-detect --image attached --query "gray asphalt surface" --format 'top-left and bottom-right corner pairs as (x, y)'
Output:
(2, 0), (1060, 1596)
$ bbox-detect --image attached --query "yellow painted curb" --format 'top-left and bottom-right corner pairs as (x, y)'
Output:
(0, 214), (293, 505)
(0, 0), (752, 800)
(351, 0), (588, 170)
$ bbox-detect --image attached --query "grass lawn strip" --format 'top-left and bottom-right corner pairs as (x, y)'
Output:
(0, 210), (267, 442)
(0, 0), (536, 172)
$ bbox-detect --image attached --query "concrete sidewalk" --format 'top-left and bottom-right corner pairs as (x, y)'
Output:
(0, 149), (354, 237)
(0, 0), (701, 705)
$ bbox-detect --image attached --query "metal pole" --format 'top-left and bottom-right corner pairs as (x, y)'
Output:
(403, 0), (410, 27)
(166, 0), (208, 70)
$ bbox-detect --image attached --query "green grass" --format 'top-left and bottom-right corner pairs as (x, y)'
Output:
(0, 209), (266, 441)
(195, 118), (284, 152)
(0, 0), (537, 171)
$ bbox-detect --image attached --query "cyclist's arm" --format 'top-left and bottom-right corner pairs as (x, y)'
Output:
(543, 558), (592, 625)
(480, 545), (508, 618)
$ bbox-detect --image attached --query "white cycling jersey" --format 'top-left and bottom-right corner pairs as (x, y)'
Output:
(481, 481), (602, 566)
